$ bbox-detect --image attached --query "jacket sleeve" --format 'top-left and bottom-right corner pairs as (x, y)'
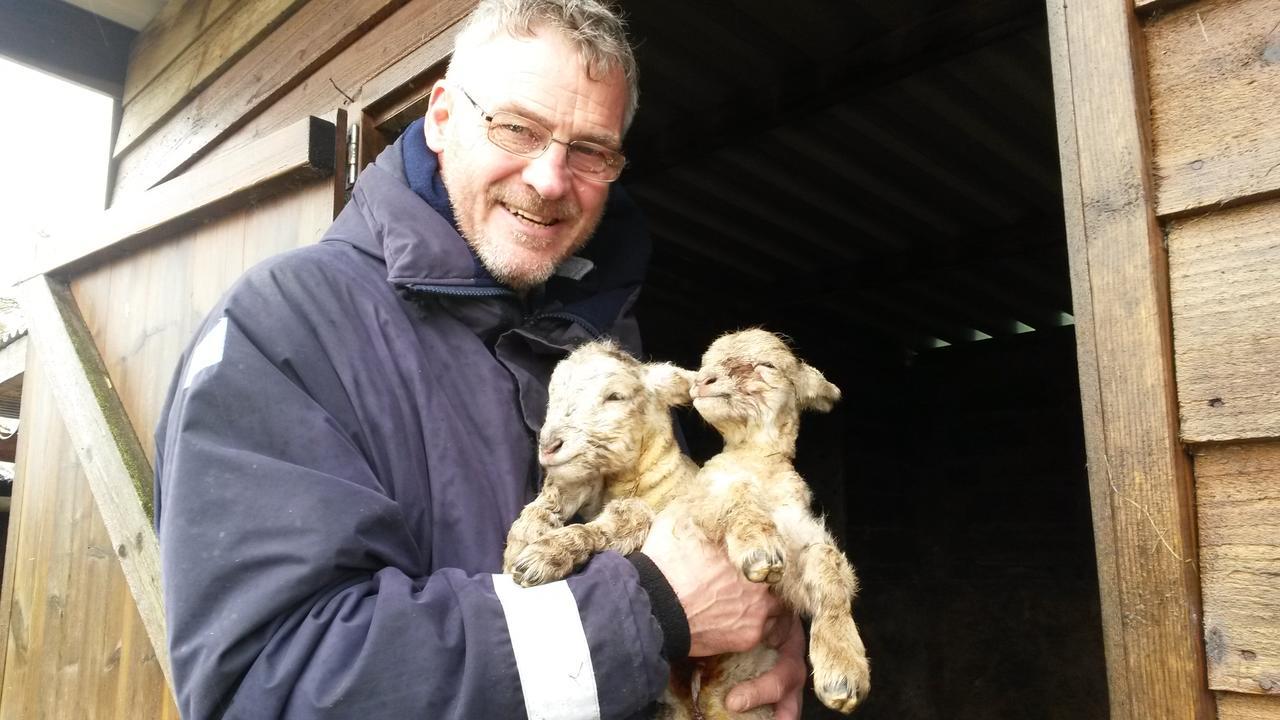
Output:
(154, 279), (668, 720)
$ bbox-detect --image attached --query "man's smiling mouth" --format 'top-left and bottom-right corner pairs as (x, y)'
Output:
(502, 203), (556, 227)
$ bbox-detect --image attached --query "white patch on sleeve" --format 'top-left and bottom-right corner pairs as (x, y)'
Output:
(492, 574), (601, 720)
(183, 317), (228, 390)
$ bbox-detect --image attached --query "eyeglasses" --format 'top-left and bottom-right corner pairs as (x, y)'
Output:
(457, 87), (627, 183)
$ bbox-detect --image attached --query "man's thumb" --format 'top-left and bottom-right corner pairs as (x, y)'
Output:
(726, 688), (755, 713)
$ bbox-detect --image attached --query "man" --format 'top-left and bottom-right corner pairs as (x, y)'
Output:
(155, 1), (805, 718)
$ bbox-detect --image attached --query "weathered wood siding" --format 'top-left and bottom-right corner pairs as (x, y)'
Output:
(0, 358), (179, 719)
(1144, 0), (1280, 716)
(2, 0), (471, 711)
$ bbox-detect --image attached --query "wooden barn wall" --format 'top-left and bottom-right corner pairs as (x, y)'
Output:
(1, 0), (472, 710)
(0, 180), (332, 718)
(0, 358), (179, 719)
(1144, 0), (1280, 716)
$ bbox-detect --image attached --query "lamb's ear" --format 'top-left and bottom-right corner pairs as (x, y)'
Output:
(796, 363), (841, 412)
(645, 363), (696, 407)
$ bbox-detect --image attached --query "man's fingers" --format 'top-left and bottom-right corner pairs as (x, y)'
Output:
(726, 673), (785, 713)
(764, 612), (796, 648)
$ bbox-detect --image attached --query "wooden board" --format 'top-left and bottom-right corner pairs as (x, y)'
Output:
(124, 0), (238, 104)
(1146, 0), (1280, 217)
(1195, 443), (1280, 695)
(115, 0), (310, 156)
(15, 276), (170, 689)
(111, 0), (409, 200)
(24, 115), (334, 283)
(117, 0), (473, 202)
(1219, 692), (1280, 720)
(70, 179), (335, 464)
(1046, 0), (1214, 717)
(0, 359), (178, 718)
(1168, 198), (1280, 442)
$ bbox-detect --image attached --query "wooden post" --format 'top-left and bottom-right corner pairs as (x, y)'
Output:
(1046, 0), (1214, 717)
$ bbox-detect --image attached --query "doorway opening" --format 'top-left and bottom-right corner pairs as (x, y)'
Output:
(621, 1), (1108, 718)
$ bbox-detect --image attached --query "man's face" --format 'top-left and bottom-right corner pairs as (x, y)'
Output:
(425, 31), (628, 290)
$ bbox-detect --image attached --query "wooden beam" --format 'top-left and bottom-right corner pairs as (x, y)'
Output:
(1047, 0), (1214, 717)
(115, 0), (310, 157)
(0, 0), (135, 97)
(15, 274), (171, 689)
(22, 114), (335, 283)
(123, 0), (240, 105)
(111, 0), (411, 199)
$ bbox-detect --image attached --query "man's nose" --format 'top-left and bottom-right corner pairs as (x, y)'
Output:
(521, 142), (572, 200)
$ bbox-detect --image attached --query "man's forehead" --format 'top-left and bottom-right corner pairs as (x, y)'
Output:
(459, 32), (626, 141)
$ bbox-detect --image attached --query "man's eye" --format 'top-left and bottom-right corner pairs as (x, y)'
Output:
(570, 145), (607, 161)
(500, 122), (534, 137)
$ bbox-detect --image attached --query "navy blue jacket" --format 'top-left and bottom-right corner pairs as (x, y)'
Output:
(154, 124), (668, 719)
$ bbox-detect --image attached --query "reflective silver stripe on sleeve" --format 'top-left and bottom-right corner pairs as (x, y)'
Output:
(492, 574), (601, 720)
(183, 317), (228, 389)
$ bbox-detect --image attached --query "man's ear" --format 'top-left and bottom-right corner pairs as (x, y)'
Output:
(795, 363), (841, 413)
(424, 81), (451, 153)
(645, 363), (696, 407)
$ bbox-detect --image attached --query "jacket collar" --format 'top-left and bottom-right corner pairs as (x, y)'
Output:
(334, 120), (651, 335)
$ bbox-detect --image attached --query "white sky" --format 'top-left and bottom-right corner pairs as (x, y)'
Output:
(0, 56), (114, 293)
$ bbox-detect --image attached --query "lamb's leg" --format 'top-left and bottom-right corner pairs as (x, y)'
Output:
(788, 542), (870, 714)
(502, 479), (596, 573)
(511, 497), (655, 586)
(712, 483), (787, 585)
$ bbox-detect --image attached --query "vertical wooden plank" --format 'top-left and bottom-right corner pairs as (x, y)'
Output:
(1044, 2), (1132, 713)
(0, 360), (177, 718)
(15, 277), (170, 689)
(1045, 0), (1214, 717)
(0, 342), (34, 694)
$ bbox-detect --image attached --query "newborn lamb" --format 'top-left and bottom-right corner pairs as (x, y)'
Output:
(502, 340), (697, 586)
(685, 329), (870, 716)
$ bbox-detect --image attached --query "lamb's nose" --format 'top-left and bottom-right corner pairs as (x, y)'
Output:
(541, 437), (564, 456)
(699, 374), (718, 387)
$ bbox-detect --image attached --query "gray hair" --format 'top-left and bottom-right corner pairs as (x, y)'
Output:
(448, 0), (639, 133)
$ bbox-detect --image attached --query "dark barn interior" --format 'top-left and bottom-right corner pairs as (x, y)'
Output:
(617, 0), (1109, 717)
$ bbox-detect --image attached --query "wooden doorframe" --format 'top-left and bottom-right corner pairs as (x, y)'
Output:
(1047, 0), (1213, 718)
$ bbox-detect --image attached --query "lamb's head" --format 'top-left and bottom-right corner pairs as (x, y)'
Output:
(691, 329), (841, 450)
(539, 340), (695, 480)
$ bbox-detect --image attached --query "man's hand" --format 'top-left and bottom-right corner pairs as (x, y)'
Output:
(640, 508), (782, 656)
(726, 613), (806, 719)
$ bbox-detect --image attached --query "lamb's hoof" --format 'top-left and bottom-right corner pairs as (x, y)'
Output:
(741, 548), (785, 584)
(511, 544), (574, 587)
(814, 657), (870, 714)
(816, 672), (866, 714)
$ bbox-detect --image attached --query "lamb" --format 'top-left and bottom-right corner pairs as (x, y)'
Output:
(684, 329), (870, 716)
(502, 339), (698, 587)
(504, 331), (871, 717)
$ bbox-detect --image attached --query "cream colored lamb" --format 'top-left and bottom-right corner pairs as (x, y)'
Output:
(502, 340), (698, 586)
(684, 329), (869, 716)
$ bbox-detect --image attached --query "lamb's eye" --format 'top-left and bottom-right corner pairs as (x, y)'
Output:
(605, 392), (626, 402)
(757, 362), (775, 370)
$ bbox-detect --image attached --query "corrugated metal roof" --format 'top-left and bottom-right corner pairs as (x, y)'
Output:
(620, 0), (1069, 357)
